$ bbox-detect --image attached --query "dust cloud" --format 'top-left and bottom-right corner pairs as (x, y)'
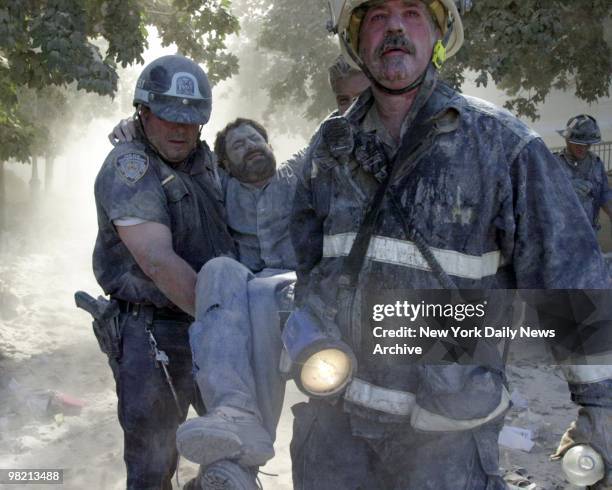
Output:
(0, 32), (306, 490)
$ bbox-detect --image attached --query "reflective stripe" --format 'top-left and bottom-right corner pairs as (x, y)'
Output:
(561, 351), (612, 383)
(344, 377), (511, 431)
(345, 378), (416, 416)
(410, 387), (511, 432)
(323, 233), (503, 280)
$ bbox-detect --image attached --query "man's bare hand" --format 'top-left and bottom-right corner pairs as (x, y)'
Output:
(108, 118), (138, 146)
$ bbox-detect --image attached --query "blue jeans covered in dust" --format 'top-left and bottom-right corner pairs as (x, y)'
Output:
(116, 308), (204, 490)
(190, 256), (295, 440)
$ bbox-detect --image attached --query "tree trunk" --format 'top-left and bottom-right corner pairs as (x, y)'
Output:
(605, 17), (612, 54)
(45, 154), (54, 192)
(30, 156), (41, 195)
(0, 161), (5, 230)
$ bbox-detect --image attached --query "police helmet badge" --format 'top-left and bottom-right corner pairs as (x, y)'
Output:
(115, 151), (149, 184)
(176, 76), (195, 96)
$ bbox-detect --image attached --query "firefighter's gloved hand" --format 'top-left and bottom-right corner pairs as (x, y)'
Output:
(572, 178), (593, 198)
(552, 405), (612, 488)
(108, 117), (137, 146)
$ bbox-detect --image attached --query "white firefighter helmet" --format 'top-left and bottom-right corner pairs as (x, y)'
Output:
(328, 0), (465, 70)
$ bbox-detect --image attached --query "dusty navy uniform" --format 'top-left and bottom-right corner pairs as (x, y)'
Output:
(93, 139), (235, 490)
(555, 148), (612, 230)
(290, 80), (612, 489)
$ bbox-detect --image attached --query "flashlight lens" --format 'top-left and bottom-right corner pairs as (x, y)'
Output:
(562, 445), (605, 486)
(300, 348), (352, 395)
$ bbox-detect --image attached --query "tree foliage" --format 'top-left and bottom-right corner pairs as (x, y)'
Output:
(447, 0), (612, 120)
(0, 0), (240, 161)
(247, 0), (338, 121)
(242, 0), (612, 123)
(2, 0), (610, 161)
(236, 0), (338, 126)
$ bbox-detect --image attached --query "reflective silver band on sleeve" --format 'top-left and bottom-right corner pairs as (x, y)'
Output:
(410, 387), (511, 432)
(344, 377), (511, 431)
(323, 232), (503, 280)
(344, 378), (416, 416)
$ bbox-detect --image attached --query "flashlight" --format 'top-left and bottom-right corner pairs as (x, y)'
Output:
(282, 308), (357, 397)
(562, 445), (605, 487)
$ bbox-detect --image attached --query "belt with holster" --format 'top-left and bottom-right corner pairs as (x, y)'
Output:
(114, 299), (193, 323)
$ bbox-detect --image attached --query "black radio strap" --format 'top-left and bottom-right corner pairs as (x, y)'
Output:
(339, 106), (457, 290)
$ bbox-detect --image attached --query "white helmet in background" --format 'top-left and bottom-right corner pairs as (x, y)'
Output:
(327, 0), (466, 92)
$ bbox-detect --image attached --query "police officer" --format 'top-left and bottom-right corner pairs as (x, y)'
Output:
(290, 1), (612, 489)
(93, 55), (235, 489)
(555, 114), (612, 232)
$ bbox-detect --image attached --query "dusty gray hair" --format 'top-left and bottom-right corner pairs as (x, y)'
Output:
(328, 55), (364, 91)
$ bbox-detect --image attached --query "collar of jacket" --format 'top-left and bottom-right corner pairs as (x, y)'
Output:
(343, 66), (461, 139)
(560, 147), (594, 167)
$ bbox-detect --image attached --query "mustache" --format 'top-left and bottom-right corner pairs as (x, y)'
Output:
(375, 33), (416, 57)
(245, 148), (266, 161)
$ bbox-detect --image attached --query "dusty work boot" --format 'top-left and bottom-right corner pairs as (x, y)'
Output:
(200, 461), (260, 490)
(176, 407), (274, 467)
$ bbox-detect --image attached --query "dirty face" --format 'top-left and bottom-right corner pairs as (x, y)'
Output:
(334, 72), (370, 115)
(225, 124), (276, 185)
(566, 141), (590, 162)
(358, 0), (440, 90)
(140, 107), (199, 163)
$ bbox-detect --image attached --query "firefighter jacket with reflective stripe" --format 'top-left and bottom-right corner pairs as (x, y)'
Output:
(290, 80), (612, 424)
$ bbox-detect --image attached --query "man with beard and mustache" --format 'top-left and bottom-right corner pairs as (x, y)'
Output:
(211, 118), (298, 272)
(288, 1), (612, 489)
(108, 116), (299, 490)
(174, 118), (298, 489)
